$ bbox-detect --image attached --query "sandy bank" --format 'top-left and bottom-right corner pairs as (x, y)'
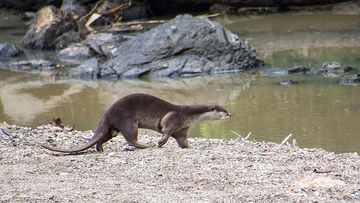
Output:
(0, 122), (359, 202)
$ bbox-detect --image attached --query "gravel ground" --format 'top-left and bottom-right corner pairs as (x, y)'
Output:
(1, 122), (359, 202)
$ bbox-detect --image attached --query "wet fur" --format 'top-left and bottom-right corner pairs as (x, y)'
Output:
(42, 93), (231, 153)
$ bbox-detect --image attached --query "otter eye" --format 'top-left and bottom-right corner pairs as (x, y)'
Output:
(210, 106), (215, 111)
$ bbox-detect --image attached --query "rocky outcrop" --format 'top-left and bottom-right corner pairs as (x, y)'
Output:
(308, 62), (352, 77)
(0, 43), (23, 59)
(56, 32), (127, 61)
(56, 44), (93, 61)
(95, 14), (263, 79)
(68, 58), (99, 79)
(17, 13), (264, 79)
(21, 6), (79, 50)
(340, 75), (360, 85)
(339, 68), (360, 85)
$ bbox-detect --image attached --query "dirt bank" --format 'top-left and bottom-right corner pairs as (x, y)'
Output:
(0, 122), (359, 202)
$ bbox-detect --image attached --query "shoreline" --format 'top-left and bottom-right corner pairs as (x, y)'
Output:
(1, 122), (359, 202)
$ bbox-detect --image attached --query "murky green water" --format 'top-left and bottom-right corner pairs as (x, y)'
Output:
(1, 11), (359, 154)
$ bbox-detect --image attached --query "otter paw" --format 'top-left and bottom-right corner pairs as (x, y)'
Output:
(158, 140), (167, 148)
(157, 142), (164, 148)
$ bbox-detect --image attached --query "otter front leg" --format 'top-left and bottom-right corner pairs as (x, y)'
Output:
(171, 127), (190, 148)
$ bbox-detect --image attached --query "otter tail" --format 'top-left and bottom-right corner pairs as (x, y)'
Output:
(41, 124), (109, 153)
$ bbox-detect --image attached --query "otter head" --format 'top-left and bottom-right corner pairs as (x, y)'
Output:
(184, 105), (231, 127)
(208, 105), (231, 120)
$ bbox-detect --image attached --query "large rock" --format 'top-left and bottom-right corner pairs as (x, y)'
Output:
(68, 58), (99, 79)
(55, 32), (127, 61)
(53, 30), (83, 50)
(102, 14), (264, 78)
(21, 6), (79, 50)
(308, 62), (352, 77)
(56, 43), (93, 61)
(340, 75), (360, 85)
(0, 43), (23, 59)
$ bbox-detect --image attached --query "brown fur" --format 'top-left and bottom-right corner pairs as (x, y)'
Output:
(42, 93), (231, 153)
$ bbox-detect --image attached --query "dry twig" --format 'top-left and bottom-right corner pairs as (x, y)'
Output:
(112, 20), (167, 27)
(279, 133), (293, 148)
(78, 0), (104, 24)
(314, 169), (332, 173)
(259, 152), (276, 156)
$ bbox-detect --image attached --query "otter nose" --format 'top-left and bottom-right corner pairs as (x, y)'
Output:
(227, 113), (231, 117)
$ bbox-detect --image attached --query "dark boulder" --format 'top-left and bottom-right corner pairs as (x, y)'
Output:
(279, 79), (302, 86)
(287, 66), (306, 74)
(103, 14), (264, 78)
(339, 75), (360, 85)
(340, 69), (360, 85)
(308, 62), (352, 77)
(54, 30), (83, 50)
(55, 32), (127, 61)
(68, 58), (99, 79)
(21, 6), (79, 50)
(280, 80), (293, 86)
(56, 44), (93, 61)
(0, 43), (23, 59)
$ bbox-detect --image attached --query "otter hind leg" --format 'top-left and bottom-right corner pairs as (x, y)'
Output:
(129, 141), (155, 149)
(158, 129), (173, 148)
(121, 123), (154, 149)
(95, 128), (118, 152)
(171, 127), (190, 148)
(96, 143), (104, 152)
(158, 112), (179, 148)
(95, 131), (111, 152)
(158, 135), (170, 148)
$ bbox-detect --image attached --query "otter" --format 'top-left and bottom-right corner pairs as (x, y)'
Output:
(42, 93), (231, 153)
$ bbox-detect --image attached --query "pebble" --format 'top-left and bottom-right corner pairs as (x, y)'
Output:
(0, 121), (359, 202)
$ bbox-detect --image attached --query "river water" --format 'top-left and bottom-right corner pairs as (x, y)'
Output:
(0, 11), (359, 154)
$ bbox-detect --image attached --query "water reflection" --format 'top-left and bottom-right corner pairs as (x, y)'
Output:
(192, 74), (360, 154)
(0, 70), (254, 131)
(214, 13), (360, 69)
(0, 16), (27, 44)
(1, 69), (359, 154)
(230, 74), (360, 153)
